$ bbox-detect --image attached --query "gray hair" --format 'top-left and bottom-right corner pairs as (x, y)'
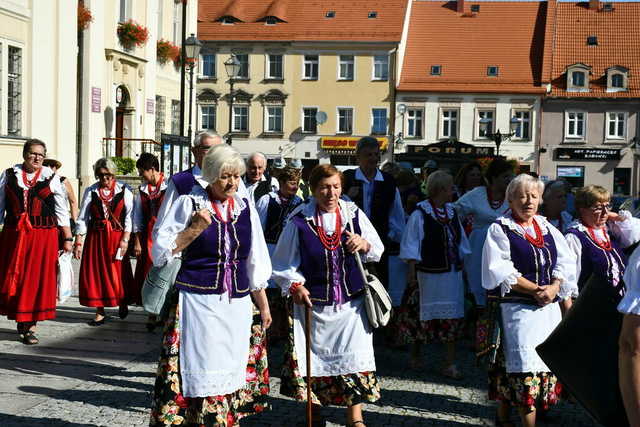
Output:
(93, 158), (117, 176)
(506, 173), (545, 202)
(202, 144), (246, 184)
(246, 151), (267, 165)
(192, 130), (222, 147)
(355, 136), (380, 156)
(425, 170), (453, 198)
(542, 180), (566, 202)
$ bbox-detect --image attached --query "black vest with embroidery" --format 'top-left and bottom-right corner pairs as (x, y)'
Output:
(4, 168), (57, 228)
(88, 189), (127, 231)
(417, 206), (463, 273)
(264, 195), (302, 244)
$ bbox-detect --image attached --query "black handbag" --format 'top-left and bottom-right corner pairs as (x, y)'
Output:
(536, 274), (629, 427)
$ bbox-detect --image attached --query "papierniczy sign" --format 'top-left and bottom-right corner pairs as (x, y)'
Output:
(555, 148), (620, 161)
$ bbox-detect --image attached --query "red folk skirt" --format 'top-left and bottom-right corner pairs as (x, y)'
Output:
(0, 226), (59, 322)
(79, 227), (134, 308)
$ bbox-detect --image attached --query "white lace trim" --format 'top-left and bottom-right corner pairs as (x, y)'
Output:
(420, 302), (464, 321)
(181, 369), (245, 398)
(497, 214), (552, 235)
(300, 198), (358, 225)
(417, 200), (456, 220)
(499, 272), (523, 297)
(503, 348), (551, 373)
(310, 350), (376, 377)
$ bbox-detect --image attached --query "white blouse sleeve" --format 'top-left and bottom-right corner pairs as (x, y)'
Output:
(75, 186), (93, 235)
(122, 186), (134, 233)
(151, 195), (194, 267)
(399, 209), (424, 262)
(481, 222), (522, 296)
(453, 190), (474, 217)
(271, 220), (306, 294)
(547, 225), (578, 299)
(564, 232), (582, 297)
(132, 193), (143, 233)
(458, 219), (472, 259)
(356, 207), (384, 263)
(255, 194), (271, 230)
(152, 179), (179, 241)
(247, 204), (272, 291)
(387, 189), (406, 243)
(619, 246), (640, 315)
(609, 210), (640, 248)
(50, 174), (71, 228)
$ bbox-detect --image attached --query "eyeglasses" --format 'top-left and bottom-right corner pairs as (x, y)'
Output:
(27, 152), (45, 159)
(96, 173), (114, 179)
(196, 145), (213, 152)
(590, 204), (611, 214)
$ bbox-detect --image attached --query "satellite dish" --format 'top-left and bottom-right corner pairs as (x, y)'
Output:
(315, 111), (328, 124)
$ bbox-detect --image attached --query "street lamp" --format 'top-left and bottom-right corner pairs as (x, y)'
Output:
(224, 55), (241, 145)
(184, 33), (202, 142)
(479, 116), (520, 157)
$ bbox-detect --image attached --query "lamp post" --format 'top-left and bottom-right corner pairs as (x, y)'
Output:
(224, 55), (241, 145)
(184, 33), (202, 143)
(393, 103), (407, 162)
(479, 116), (520, 157)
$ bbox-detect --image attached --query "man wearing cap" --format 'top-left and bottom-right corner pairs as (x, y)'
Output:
(343, 136), (405, 288)
(244, 152), (279, 204)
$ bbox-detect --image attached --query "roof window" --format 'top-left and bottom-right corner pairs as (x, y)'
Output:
(431, 65), (442, 76)
(265, 16), (277, 25)
(487, 66), (499, 77)
(607, 66), (629, 92)
(471, 4), (480, 12)
(566, 63), (591, 92)
(219, 15), (239, 24)
(368, 11), (378, 18)
(587, 36), (598, 46)
(325, 11), (335, 18)
(603, 3), (614, 11)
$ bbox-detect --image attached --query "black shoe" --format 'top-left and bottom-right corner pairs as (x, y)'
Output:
(118, 305), (129, 320)
(87, 318), (106, 327)
(21, 330), (39, 345)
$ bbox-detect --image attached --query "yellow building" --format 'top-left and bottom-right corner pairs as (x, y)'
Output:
(197, 0), (408, 165)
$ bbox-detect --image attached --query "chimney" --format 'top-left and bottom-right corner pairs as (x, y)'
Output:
(457, 0), (465, 14)
(589, 0), (599, 10)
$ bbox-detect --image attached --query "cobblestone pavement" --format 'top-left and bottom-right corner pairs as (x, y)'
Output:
(0, 297), (599, 427)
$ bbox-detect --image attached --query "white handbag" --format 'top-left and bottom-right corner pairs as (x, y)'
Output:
(346, 204), (392, 328)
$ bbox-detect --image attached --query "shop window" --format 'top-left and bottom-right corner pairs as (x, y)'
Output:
(614, 168), (631, 196)
(557, 165), (584, 188)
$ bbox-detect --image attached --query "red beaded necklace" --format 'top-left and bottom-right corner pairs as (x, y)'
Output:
(98, 180), (116, 203)
(587, 226), (612, 251)
(518, 218), (545, 248)
(22, 167), (42, 189)
(429, 199), (449, 224)
(487, 187), (504, 210)
(147, 173), (164, 199)
(211, 198), (234, 223)
(315, 206), (342, 251)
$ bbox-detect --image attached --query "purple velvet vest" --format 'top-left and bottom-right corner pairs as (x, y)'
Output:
(174, 200), (252, 297)
(491, 222), (558, 304)
(292, 210), (366, 305)
(171, 168), (197, 196)
(417, 206), (462, 273)
(566, 228), (627, 295)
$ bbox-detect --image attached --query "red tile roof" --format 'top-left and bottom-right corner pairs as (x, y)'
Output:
(198, 0), (408, 42)
(398, 1), (549, 94)
(547, 1), (640, 98)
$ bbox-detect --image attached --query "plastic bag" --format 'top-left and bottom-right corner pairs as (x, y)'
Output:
(57, 251), (73, 304)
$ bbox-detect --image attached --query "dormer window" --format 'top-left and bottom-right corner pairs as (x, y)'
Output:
(265, 16), (277, 25)
(218, 15), (240, 24)
(368, 11), (378, 18)
(431, 65), (442, 75)
(566, 63), (591, 92)
(607, 66), (629, 92)
(325, 11), (335, 18)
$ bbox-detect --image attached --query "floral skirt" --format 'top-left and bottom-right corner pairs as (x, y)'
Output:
(265, 288), (288, 342)
(395, 281), (464, 344)
(280, 302), (380, 407)
(488, 347), (562, 413)
(149, 296), (270, 427)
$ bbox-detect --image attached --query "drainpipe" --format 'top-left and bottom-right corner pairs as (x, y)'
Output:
(76, 23), (84, 192)
(389, 47), (398, 163)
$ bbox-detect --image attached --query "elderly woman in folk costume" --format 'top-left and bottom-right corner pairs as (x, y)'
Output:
(272, 164), (384, 427)
(565, 185), (640, 297)
(539, 180), (573, 234)
(398, 171), (471, 378)
(149, 144), (272, 427)
(256, 165), (303, 342)
(74, 158), (135, 325)
(481, 174), (577, 427)
(0, 139), (73, 345)
(131, 152), (167, 331)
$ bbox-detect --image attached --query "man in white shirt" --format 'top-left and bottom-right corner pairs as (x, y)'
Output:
(244, 152), (278, 204)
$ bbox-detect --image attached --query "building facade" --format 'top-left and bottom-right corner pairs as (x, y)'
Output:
(538, 0), (640, 196)
(196, 0), (407, 165)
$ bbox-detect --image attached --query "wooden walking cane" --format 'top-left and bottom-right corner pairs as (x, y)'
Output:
(305, 304), (312, 427)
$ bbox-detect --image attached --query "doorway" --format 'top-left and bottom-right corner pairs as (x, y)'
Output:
(115, 85), (130, 157)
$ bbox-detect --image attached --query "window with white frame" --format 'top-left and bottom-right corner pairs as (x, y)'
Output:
(201, 53), (216, 78)
(371, 108), (387, 135)
(572, 71), (586, 87)
(7, 46), (22, 136)
(565, 111), (586, 139)
(513, 110), (531, 140)
(235, 54), (249, 79)
(119, 0), (132, 23)
(201, 105), (216, 130)
(265, 106), (283, 133)
(267, 54), (283, 79)
(441, 109), (458, 139)
(406, 108), (423, 138)
(172, 1), (182, 44)
(155, 95), (166, 142)
(373, 55), (388, 80)
(477, 110), (494, 138)
(611, 74), (624, 88)
(232, 106), (249, 132)
(606, 112), (626, 139)
(337, 108), (353, 134)
(171, 100), (180, 135)
(339, 55), (354, 80)
(303, 107), (318, 133)
(157, 0), (163, 38)
(303, 55), (318, 80)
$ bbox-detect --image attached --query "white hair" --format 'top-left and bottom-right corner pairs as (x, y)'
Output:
(246, 151), (267, 165)
(93, 157), (117, 176)
(192, 130), (222, 147)
(425, 170), (453, 198)
(202, 144), (246, 184)
(506, 173), (545, 202)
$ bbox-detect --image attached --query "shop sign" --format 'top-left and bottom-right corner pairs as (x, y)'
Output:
(91, 87), (101, 113)
(555, 148), (620, 161)
(320, 136), (388, 151)
(408, 141), (494, 156)
(146, 98), (154, 114)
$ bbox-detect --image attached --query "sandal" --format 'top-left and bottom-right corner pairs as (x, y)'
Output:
(441, 364), (463, 380)
(87, 318), (106, 327)
(348, 421), (366, 427)
(21, 330), (39, 345)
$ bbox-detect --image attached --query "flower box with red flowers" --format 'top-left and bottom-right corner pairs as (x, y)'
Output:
(117, 20), (149, 50)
